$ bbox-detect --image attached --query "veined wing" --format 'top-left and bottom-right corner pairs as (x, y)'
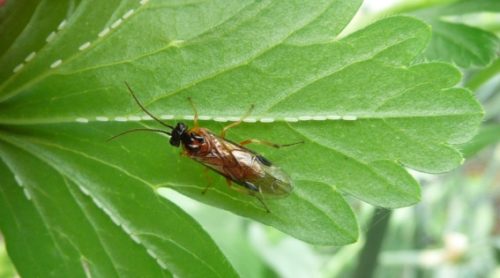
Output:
(213, 133), (293, 198)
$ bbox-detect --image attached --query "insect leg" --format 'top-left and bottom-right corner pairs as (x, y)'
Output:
(225, 178), (233, 188)
(220, 104), (254, 138)
(254, 193), (271, 213)
(201, 167), (213, 194)
(239, 139), (304, 149)
(243, 182), (271, 213)
(226, 181), (271, 213)
(187, 97), (199, 128)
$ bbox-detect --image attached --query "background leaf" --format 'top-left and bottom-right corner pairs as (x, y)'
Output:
(0, 0), (484, 276)
(410, 0), (500, 67)
(458, 124), (500, 157)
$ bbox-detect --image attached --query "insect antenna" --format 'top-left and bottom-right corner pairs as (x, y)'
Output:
(124, 81), (174, 129)
(106, 128), (171, 142)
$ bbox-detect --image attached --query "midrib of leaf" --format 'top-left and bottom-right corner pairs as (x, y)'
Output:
(0, 112), (481, 126)
(0, 132), (232, 278)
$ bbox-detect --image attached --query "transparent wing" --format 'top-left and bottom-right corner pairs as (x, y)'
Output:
(249, 157), (293, 197)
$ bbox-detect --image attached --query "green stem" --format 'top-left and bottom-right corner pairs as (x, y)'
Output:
(380, 0), (459, 16)
(352, 208), (392, 278)
(412, 206), (426, 278)
(466, 58), (500, 92)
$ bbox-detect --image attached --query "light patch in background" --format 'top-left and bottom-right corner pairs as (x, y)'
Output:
(157, 186), (328, 277)
(340, 0), (403, 37)
(249, 224), (321, 278)
(157, 187), (202, 212)
(363, 0), (401, 12)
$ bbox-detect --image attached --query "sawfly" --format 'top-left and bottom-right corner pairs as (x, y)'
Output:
(109, 83), (303, 212)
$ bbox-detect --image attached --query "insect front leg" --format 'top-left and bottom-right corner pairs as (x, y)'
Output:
(239, 139), (304, 149)
(187, 97), (199, 128)
(220, 104), (254, 139)
(225, 177), (233, 188)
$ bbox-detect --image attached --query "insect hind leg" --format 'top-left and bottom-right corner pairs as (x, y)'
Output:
(220, 104), (254, 139)
(253, 193), (270, 213)
(243, 182), (270, 213)
(226, 181), (271, 213)
(239, 139), (304, 149)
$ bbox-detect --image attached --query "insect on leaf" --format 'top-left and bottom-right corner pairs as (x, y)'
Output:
(0, 0), (483, 276)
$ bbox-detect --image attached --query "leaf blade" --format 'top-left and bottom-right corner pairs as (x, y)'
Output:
(0, 132), (237, 277)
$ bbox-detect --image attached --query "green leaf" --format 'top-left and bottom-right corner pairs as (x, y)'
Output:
(411, 0), (500, 67)
(0, 142), (173, 277)
(0, 0), (483, 275)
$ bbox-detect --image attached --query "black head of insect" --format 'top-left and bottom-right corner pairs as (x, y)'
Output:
(169, 123), (207, 153)
(169, 122), (188, 147)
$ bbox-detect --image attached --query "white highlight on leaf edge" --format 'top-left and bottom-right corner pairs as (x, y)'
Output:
(98, 27), (110, 37)
(46, 31), (57, 42)
(50, 59), (62, 68)
(13, 175), (31, 201)
(123, 9), (135, 19)
(58, 20), (67, 30)
(342, 115), (358, 121)
(96, 116), (109, 121)
(23, 188), (32, 200)
(13, 63), (24, 73)
(14, 175), (23, 186)
(74, 115), (359, 123)
(128, 115), (141, 121)
(259, 117), (274, 123)
(79, 42), (91, 51)
(111, 19), (123, 29)
(25, 52), (36, 62)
